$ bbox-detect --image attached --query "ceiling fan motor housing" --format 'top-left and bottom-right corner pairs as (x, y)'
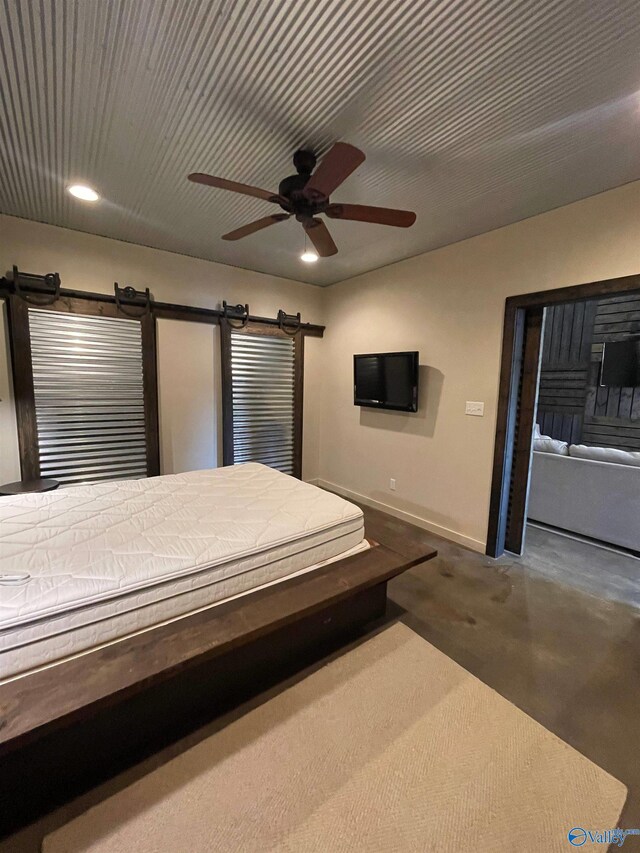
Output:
(293, 149), (316, 174)
(279, 150), (327, 220)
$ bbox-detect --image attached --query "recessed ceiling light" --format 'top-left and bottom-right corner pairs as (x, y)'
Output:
(300, 250), (319, 263)
(67, 184), (100, 202)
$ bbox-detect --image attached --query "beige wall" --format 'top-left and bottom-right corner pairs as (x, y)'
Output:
(0, 301), (20, 483)
(0, 214), (325, 481)
(317, 180), (640, 551)
(156, 319), (220, 475)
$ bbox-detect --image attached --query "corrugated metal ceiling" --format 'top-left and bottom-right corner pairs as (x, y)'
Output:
(1, 0), (640, 286)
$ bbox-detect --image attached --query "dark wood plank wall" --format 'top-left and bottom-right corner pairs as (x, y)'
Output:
(539, 295), (640, 449)
(537, 300), (597, 444)
(583, 294), (640, 451)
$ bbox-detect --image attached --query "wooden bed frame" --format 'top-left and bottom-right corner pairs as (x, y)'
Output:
(0, 536), (436, 837)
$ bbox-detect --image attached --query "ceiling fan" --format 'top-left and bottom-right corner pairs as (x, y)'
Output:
(188, 143), (416, 258)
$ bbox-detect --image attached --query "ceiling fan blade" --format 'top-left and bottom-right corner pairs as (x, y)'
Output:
(303, 143), (365, 201)
(188, 173), (284, 204)
(326, 203), (416, 228)
(222, 213), (290, 241)
(303, 218), (338, 257)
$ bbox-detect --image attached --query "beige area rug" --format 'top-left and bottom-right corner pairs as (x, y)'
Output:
(44, 624), (626, 853)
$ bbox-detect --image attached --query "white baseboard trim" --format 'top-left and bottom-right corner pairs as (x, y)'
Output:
(312, 479), (486, 554)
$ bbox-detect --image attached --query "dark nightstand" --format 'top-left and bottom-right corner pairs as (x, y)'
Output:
(0, 479), (60, 496)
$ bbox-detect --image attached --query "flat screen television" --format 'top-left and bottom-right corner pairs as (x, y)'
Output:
(601, 339), (640, 387)
(354, 351), (419, 412)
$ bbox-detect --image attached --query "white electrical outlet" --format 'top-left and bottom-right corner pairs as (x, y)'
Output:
(465, 401), (485, 416)
(390, 478), (396, 491)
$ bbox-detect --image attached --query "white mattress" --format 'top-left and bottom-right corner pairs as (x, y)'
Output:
(0, 463), (364, 680)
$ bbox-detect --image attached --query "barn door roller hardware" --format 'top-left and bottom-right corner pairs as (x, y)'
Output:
(12, 265), (61, 306)
(114, 283), (152, 318)
(278, 309), (301, 336)
(222, 300), (249, 329)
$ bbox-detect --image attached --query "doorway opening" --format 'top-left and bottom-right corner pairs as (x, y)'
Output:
(487, 274), (640, 576)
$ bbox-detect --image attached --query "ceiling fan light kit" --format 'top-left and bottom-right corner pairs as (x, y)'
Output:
(188, 142), (416, 259)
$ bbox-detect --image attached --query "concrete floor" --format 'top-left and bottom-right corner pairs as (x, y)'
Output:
(524, 522), (640, 608)
(4, 505), (640, 850)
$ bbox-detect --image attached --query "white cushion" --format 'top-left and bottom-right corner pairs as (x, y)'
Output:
(569, 444), (640, 468)
(533, 423), (542, 439)
(533, 438), (569, 455)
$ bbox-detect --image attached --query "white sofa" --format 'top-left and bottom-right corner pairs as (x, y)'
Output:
(528, 449), (640, 552)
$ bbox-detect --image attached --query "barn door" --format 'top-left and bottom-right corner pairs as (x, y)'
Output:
(8, 294), (159, 484)
(220, 320), (304, 478)
(487, 305), (544, 558)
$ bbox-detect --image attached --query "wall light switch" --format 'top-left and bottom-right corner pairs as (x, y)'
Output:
(390, 478), (396, 491)
(465, 401), (485, 416)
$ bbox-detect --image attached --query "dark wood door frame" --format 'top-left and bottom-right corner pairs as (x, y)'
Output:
(487, 272), (640, 558)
